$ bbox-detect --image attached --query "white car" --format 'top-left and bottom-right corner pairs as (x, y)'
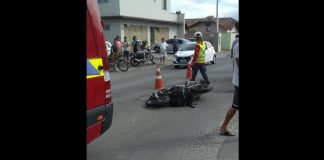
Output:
(152, 38), (191, 53)
(173, 41), (217, 68)
(105, 41), (112, 56)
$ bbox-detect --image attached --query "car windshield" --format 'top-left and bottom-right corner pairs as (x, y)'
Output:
(182, 39), (191, 43)
(179, 43), (196, 51)
(187, 38), (195, 42)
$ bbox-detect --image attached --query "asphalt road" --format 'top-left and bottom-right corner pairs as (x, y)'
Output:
(87, 52), (238, 160)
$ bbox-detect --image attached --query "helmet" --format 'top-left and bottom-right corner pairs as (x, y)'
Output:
(193, 32), (203, 38)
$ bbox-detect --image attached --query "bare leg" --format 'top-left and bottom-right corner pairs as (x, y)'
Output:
(162, 56), (165, 64)
(220, 107), (237, 133)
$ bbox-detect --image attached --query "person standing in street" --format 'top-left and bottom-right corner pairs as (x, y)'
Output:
(219, 22), (239, 136)
(231, 34), (239, 59)
(190, 32), (210, 85)
(122, 36), (129, 62)
(172, 36), (179, 54)
(231, 34), (239, 71)
(115, 35), (122, 56)
(159, 37), (168, 64)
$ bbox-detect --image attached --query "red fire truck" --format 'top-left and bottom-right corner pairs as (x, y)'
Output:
(86, 0), (113, 144)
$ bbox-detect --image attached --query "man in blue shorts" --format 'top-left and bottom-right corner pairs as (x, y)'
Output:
(219, 22), (239, 136)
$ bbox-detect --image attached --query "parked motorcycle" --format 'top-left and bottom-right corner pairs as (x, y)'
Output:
(130, 45), (156, 67)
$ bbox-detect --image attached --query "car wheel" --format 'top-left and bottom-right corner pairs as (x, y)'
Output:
(154, 47), (160, 53)
(174, 65), (180, 69)
(211, 55), (216, 64)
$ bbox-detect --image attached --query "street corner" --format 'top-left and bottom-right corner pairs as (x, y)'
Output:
(216, 51), (230, 59)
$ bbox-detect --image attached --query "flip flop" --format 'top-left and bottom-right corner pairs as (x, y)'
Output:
(219, 131), (235, 136)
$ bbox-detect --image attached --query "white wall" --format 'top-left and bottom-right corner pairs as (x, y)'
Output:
(169, 25), (180, 38)
(177, 13), (185, 37)
(230, 26), (237, 32)
(98, 0), (120, 16)
(98, 0), (184, 24)
(117, 18), (183, 46)
(119, 0), (180, 23)
(102, 19), (122, 43)
(98, 0), (185, 44)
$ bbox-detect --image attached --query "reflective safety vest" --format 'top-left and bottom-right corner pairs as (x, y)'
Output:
(195, 43), (207, 64)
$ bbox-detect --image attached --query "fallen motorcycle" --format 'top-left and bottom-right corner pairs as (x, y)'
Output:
(145, 80), (212, 108)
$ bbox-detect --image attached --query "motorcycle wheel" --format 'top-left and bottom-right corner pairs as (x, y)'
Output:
(190, 85), (213, 94)
(130, 57), (140, 67)
(149, 54), (156, 64)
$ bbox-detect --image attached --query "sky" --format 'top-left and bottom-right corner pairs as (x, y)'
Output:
(171, 0), (238, 20)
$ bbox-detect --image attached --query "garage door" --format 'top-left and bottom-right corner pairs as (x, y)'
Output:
(124, 25), (148, 42)
(153, 27), (169, 44)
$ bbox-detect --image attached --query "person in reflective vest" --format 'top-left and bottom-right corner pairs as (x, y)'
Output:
(190, 31), (210, 84)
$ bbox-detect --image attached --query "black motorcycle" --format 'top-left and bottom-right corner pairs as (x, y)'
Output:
(130, 46), (156, 67)
(145, 80), (212, 108)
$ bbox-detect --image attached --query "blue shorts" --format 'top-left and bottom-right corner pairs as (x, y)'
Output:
(232, 86), (239, 110)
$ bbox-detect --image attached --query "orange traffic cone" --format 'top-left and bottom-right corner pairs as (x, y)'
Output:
(155, 65), (165, 90)
(186, 64), (192, 80)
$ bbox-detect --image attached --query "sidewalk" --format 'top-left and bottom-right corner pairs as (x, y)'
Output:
(217, 114), (238, 160)
(218, 50), (231, 56)
(217, 50), (238, 160)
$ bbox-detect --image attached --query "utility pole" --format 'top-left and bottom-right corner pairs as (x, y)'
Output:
(215, 0), (220, 52)
(216, 0), (219, 33)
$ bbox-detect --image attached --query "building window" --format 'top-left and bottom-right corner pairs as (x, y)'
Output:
(104, 24), (110, 30)
(163, 0), (167, 10)
(98, 0), (108, 3)
(205, 22), (211, 32)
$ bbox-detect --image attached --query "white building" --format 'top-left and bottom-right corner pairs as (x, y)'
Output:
(98, 0), (185, 46)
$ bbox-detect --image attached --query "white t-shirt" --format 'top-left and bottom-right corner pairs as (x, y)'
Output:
(232, 42), (239, 86)
(122, 41), (129, 51)
(160, 42), (168, 56)
(231, 38), (239, 58)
